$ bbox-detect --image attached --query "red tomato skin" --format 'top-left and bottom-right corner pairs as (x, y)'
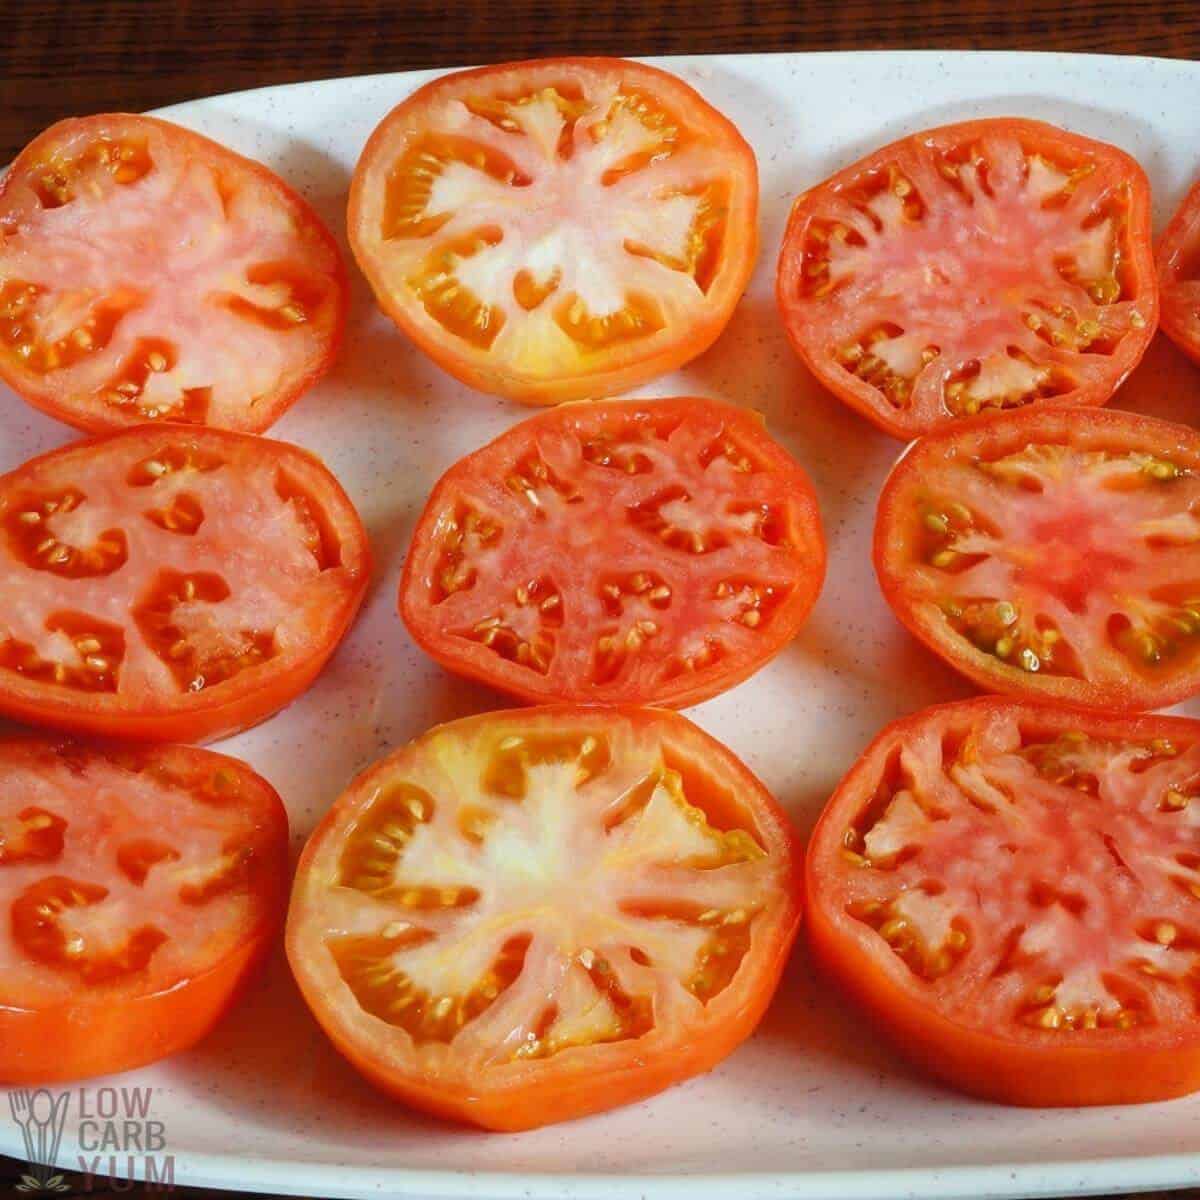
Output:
(348, 58), (759, 406)
(0, 114), (349, 435)
(806, 697), (1200, 1107)
(0, 934), (272, 1083)
(286, 705), (803, 1131)
(1157, 177), (1200, 367)
(0, 649), (341, 745)
(399, 396), (825, 709)
(873, 405), (1200, 713)
(0, 425), (372, 743)
(776, 118), (1158, 440)
(304, 959), (796, 1133)
(0, 740), (289, 1084)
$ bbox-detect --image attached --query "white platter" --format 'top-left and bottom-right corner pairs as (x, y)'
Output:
(3, 48), (1200, 1200)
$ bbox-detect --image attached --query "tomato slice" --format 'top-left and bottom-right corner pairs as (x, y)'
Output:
(348, 58), (758, 404)
(0, 425), (370, 741)
(875, 406), (1200, 712)
(777, 118), (1157, 439)
(286, 705), (800, 1129)
(399, 396), (824, 707)
(1157, 176), (1200, 367)
(0, 736), (287, 1082)
(807, 697), (1200, 1107)
(0, 114), (347, 432)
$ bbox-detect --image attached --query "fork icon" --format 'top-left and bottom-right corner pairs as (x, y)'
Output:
(8, 1087), (70, 1191)
(7, 1089), (37, 1169)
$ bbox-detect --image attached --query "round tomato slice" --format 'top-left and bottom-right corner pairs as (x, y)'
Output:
(287, 706), (800, 1130)
(0, 425), (370, 742)
(808, 697), (1200, 1107)
(0, 735), (287, 1082)
(875, 406), (1200, 712)
(348, 58), (758, 404)
(399, 396), (825, 707)
(0, 114), (347, 432)
(1157, 176), (1200, 367)
(777, 118), (1157, 439)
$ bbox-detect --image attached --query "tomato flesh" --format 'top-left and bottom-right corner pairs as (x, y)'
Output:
(286, 706), (801, 1130)
(807, 698), (1200, 1106)
(875, 406), (1200, 712)
(777, 119), (1157, 438)
(349, 58), (758, 404)
(0, 737), (288, 1082)
(0, 426), (370, 742)
(400, 397), (825, 707)
(1157, 176), (1200, 366)
(0, 114), (347, 432)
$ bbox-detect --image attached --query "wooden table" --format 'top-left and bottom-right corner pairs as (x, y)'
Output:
(3, 1), (1200, 1198)
(3, 0), (1200, 161)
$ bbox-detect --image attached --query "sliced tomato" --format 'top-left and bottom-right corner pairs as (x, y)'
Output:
(807, 697), (1200, 1107)
(0, 736), (287, 1082)
(875, 406), (1200, 712)
(287, 705), (801, 1129)
(0, 114), (347, 432)
(348, 58), (758, 404)
(1157, 176), (1200, 366)
(399, 396), (824, 707)
(0, 425), (370, 741)
(777, 118), (1157, 439)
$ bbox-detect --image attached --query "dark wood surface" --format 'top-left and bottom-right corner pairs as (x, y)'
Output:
(4, 1), (1200, 1197)
(3, 0), (1200, 161)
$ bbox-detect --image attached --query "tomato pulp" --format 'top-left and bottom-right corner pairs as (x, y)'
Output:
(0, 737), (288, 1082)
(287, 706), (801, 1129)
(0, 114), (347, 432)
(807, 698), (1200, 1107)
(349, 58), (758, 403)
(400, 396), (825, 707)
(0, 425), (371, 741)
(875, 406), (1200, 712)
(1157, 175), (1200, 367)
(777, 118), (1157, 438)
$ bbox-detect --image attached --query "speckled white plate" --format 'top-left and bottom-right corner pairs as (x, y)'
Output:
(4, 49), (1200, 1200)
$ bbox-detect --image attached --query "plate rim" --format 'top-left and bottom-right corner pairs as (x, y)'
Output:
(6, 46), (1200, 1200)
(72, 1145), (1200, 1200)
